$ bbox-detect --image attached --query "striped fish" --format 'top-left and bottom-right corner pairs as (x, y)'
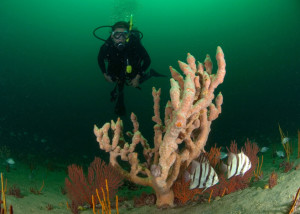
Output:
(226, 151), (252, 179)
(184, 155), (219, 190)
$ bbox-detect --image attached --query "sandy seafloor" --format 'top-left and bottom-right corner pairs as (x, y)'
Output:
(2, 144), (300, 214)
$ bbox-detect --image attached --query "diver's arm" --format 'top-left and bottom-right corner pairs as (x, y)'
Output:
(138, 45), (151, 74)
(98, 45), (107, 74)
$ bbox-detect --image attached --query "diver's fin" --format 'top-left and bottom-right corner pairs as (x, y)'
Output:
(115, 104), (126, 116)
(150, 69), (167, 78)
(114, 92), (126, 116)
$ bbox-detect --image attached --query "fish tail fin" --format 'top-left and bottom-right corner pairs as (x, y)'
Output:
(219, 161), (228, 175)
(183, 170), (191, 182)
(190, 160), (199, 173)
(150, 69), (167, 78)
(202, 187), (208, 193)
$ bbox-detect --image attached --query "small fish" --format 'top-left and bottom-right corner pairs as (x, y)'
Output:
(184, 155), (219, 190)
(276, 150), (285, 158)
(260, 147), (269, 153)
(6, 158), (15, 165)
(220, 152), (228, 159)
(281, 137), (290, 144)
(226, 152), (252, 179)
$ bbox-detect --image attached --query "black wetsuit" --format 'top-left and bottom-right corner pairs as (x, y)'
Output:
(98, 35), (151, 82)
(97, 35), (151, 116)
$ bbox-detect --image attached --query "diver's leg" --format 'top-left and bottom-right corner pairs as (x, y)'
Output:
(139, 69), (167, 84)
(114, 82), (126, 116)
(110, 83), (118, 102)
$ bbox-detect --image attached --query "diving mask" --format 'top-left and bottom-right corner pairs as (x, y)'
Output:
(112, 31), (129, 39)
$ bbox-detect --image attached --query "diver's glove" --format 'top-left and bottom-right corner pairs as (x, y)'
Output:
(104, 73), (113, 83)
(129, 74), (141, 88)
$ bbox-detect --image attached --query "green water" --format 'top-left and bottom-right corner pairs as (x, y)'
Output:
(0, 0), (299, 161)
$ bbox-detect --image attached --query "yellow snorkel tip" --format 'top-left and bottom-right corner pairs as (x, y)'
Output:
(126, 14), (133, 43)
(129, 14), (133, 31)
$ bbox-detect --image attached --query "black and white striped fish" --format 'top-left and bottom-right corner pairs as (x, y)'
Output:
(184, 156), (219, 190)
(225, 151), (252, 179)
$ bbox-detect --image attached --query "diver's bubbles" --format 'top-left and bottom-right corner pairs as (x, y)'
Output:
(111, 0), (139, 23)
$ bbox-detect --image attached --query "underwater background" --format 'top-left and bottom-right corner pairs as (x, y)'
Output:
(0, 0), (299, 165)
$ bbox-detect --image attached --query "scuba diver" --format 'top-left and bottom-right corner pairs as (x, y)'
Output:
(94, 18), (166, 116)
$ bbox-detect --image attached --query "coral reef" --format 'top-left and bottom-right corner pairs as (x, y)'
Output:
(7, 185), (23, 198)
(280, 161), (294, 173)
(209, 140), (259, 197)
(289, 188), (300, 214)
(65, 157), (123, 206)
(133, 192), (156, 207)
(1, 173), (14, 214)
(94, 47), (226, 207)
(268, 171), (278, 189)
(29, 180), (44, 195)
(92, 179), (119, 214)
(172, 176), (202, 205)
